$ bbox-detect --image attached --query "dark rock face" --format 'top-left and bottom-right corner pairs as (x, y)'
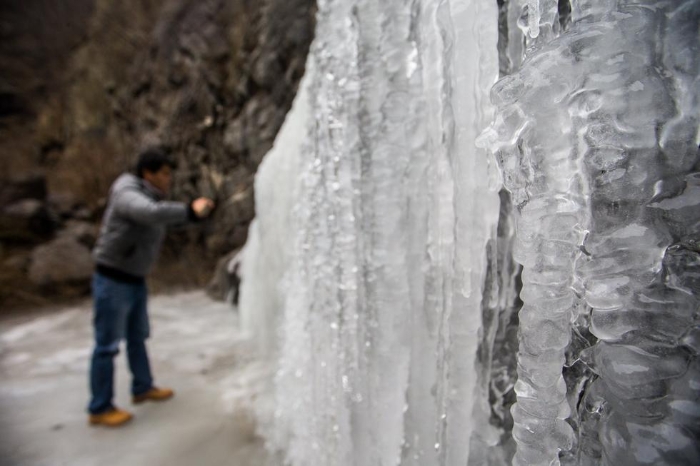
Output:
(0, 0), (316, 308)
(0, 174), (48, 206)
(0, 199), (57, 242)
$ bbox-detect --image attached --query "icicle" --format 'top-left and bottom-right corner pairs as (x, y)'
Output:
(527, 0), (540, 38)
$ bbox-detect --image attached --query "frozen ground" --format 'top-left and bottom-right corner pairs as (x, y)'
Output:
(0, 291), (275, 466)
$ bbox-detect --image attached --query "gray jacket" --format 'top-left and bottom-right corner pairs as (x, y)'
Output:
(93, 173), (191, 278)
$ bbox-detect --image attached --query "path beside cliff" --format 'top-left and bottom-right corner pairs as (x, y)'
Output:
(0, 291), (274, 466)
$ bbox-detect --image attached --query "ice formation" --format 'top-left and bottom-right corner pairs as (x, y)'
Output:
(240, 0), (700, 465)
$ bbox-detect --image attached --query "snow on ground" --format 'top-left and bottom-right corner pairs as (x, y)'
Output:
(0, 291), (276, 466)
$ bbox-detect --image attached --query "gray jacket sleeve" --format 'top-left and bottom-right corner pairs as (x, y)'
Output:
(112, 187), (190, 226)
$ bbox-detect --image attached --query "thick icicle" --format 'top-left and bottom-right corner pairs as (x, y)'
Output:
(483, 0), (700, 464)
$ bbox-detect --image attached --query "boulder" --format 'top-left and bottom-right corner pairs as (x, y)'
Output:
(28, 236), (93, 291)
(56, 220), (98, 248)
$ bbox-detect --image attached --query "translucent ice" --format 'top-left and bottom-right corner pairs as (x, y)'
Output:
(242, 0), (500, 464)
(241, 0), (700, 465)
(486, 0), (700, 464)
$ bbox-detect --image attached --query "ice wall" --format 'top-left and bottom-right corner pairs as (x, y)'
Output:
(240, 0), (700, 465)
(482, 0), (700, 464)
(242, 0), (501, 464)
(239, 60), (311, 357)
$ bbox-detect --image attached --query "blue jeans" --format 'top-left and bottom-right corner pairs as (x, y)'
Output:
(88, 273), (153, 414)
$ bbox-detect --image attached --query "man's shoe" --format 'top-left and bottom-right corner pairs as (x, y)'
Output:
(132, 386), (174, 404)
(88, 407), (133, 427)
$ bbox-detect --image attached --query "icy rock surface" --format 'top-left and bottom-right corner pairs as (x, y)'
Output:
(241, 0), (700, 465)
(482, 0), (700, 464)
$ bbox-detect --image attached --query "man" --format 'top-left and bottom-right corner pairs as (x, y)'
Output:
(88, 148), (215, 427)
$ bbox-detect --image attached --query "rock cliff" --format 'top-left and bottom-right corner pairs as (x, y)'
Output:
(0, 0), (316, 309)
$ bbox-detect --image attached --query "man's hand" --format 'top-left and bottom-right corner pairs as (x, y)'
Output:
(191, 197), (215, 218)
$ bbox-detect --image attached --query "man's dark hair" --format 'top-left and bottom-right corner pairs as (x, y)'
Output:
(135, 148), (176, 178)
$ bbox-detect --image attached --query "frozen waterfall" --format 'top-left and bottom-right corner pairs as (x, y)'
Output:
(240, 0), (700, 465)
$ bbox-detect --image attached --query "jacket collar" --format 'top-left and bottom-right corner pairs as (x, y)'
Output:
(141, 178), (166, 200)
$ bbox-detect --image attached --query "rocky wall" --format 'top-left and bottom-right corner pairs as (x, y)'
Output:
(0, 0), (316, 309)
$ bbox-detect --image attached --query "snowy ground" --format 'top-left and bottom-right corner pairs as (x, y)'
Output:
(0, 292), (275, 466)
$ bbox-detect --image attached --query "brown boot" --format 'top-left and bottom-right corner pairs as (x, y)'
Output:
(89, 407), (133, 427)
(132, 386), (174, 404)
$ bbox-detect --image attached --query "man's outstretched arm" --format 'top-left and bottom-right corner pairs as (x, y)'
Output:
(114, 189), (214, 225)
